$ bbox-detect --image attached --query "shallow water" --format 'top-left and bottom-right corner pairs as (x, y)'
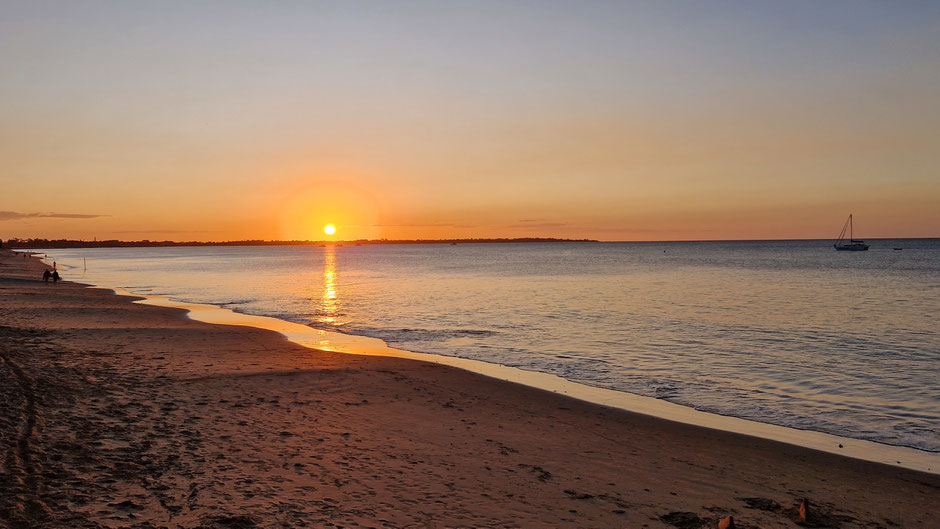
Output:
(39, 240), (940, 453)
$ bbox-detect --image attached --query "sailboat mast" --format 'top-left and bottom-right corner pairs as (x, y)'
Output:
(834, 213), (869, 251)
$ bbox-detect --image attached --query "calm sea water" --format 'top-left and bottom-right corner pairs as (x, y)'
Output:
(40, 240), (939, 452)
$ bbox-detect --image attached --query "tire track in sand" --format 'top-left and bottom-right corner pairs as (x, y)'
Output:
(0, 343), (51, 525)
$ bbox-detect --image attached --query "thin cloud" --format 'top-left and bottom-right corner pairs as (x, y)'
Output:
(0, 211), (109, 221)
(508, 220), (571, 229)
(593, 226), (718, 234)
(111, 229), (218, 235)
(371, 222), (478, 229)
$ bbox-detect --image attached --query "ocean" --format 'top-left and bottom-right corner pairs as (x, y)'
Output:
(38, 240), (940, 454)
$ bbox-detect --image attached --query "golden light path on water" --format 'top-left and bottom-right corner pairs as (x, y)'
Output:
(122, 288), (940, 476)
(317, 245), (338, 325)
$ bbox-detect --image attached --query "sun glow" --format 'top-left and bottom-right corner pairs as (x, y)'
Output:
(275, 181), (383, 241)
(324, 224), (336, 236)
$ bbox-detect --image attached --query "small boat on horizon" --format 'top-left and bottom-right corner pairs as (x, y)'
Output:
(834, 214), (869, 251)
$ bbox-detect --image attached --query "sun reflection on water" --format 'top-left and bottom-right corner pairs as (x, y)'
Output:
(318, 245), (339, 324)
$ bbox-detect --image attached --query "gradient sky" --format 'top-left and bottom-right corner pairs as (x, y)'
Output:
(2, 1), (938, 241)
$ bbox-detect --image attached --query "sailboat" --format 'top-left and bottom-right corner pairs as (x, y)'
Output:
(834, 214), (869, 251)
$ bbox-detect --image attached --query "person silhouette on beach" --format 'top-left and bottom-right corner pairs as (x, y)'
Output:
(52, 270), (60, 283)
(43, 269), (51, 283)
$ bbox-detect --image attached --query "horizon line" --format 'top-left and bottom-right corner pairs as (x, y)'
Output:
(4, 235), (939, 248)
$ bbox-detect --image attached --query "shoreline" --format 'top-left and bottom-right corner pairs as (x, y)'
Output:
(130, 290), (938, 475)
(2, 249), (938, 528)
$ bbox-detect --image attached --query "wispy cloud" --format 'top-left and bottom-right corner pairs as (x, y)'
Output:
(0, 211), (109, 221)
(508, 220), (571, 229)
(371, 222), (478, 229)
(111, 229), (217, 235)
(605, 227), (716, 233)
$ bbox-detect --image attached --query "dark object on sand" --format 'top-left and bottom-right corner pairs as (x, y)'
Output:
(659, 511), (707, 529)
(43, 270), (51, 283)
(52, 270), (60, 283)
(739, 496), (782, 512)
(200, 514), (259, 528)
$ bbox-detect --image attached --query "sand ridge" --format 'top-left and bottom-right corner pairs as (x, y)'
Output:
(0, 249), (937, 529)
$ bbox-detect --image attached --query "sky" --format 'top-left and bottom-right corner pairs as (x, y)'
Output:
(1, 1), (938, 241)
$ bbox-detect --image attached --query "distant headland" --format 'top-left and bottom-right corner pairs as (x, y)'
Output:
(1, 237), (597, 249)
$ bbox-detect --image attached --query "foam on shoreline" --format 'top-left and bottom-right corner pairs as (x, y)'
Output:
(121, 289), (939, 475)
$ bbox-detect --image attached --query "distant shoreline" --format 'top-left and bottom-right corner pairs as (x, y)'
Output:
(2, 237), (597, 249)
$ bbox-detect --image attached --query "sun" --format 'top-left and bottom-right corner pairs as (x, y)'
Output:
(324, 224), (336, 236)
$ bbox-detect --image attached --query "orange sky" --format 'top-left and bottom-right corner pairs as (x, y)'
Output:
(2, 2), (938, 241)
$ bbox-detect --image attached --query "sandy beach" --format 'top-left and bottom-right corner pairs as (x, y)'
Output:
(1, 249), (937, 529)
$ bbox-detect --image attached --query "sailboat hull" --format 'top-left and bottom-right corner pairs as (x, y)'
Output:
(834, 243), (869, 251)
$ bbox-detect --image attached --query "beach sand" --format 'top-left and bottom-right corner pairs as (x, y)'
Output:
(1, 249), (937, 529)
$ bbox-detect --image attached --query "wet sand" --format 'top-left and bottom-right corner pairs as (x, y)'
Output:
(1, 249), (937, 529)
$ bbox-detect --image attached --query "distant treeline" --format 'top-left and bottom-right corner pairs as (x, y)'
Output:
(2, 237), (596, 249)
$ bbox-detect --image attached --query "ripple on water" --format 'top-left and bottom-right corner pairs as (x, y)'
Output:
(36, 241), (940, 453)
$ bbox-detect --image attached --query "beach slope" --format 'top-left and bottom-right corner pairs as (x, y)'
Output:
(0, 249), (936, 528)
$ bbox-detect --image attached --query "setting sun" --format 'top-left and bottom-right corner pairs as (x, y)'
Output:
(324, 224), (336, 236)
